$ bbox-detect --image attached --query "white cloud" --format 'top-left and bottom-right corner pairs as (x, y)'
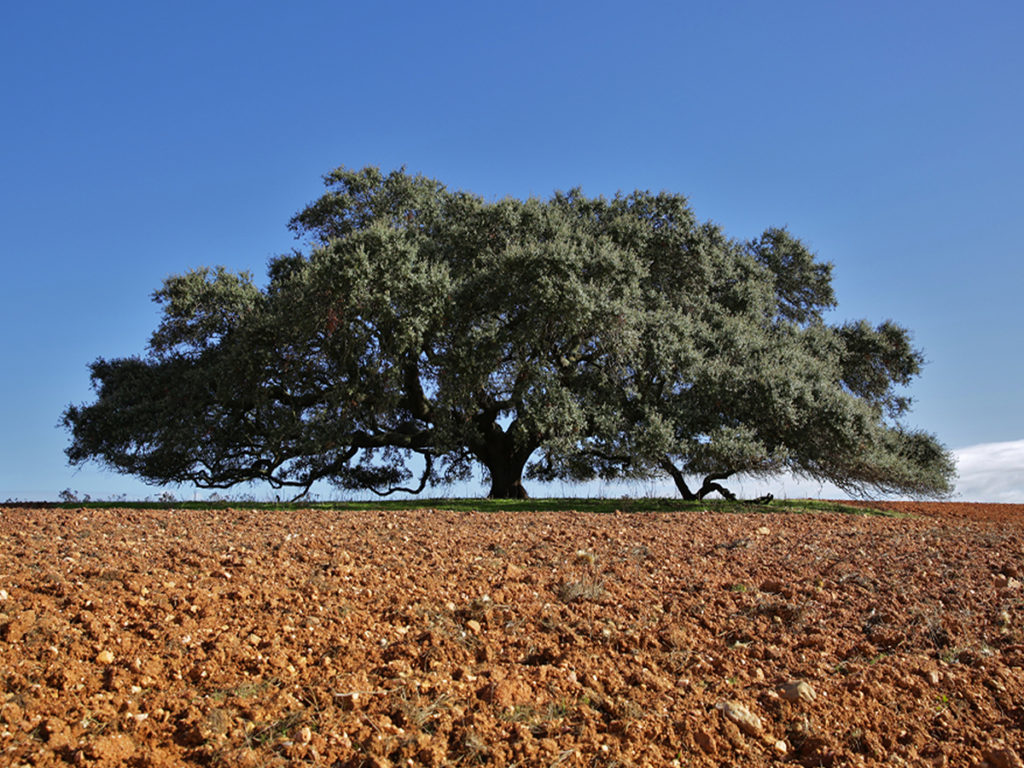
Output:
(951, 439), (1024, 503)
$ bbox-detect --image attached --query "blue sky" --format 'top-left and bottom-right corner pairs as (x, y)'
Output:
(2, 1), (1022, 502)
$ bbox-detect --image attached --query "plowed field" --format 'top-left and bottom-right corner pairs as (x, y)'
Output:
(3, 502), (1024, 767)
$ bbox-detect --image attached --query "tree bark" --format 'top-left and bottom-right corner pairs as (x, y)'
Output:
(696, 472), (736, 500)
(472, 418), (535, 499)
(661, 459), (737, 501)
(485, 455), (530, 499)
(660, 458), (697, 501)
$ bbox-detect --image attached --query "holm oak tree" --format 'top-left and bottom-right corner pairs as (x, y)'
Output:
(63, 167), (955, 499)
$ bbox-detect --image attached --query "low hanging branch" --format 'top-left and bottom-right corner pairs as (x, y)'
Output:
(659, 460), (737, 501)
(363, 452), (434, 498)
(695, 471), (737, 501)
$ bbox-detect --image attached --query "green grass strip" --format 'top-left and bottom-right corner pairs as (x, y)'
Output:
(33, 497), (906, 516)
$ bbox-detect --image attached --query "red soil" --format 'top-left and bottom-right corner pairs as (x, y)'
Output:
(2, 502), (1024, 767)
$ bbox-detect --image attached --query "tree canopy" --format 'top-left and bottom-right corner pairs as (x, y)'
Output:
(63, 166), (955, 499)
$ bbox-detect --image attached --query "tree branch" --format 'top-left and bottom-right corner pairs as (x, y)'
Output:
(363, 452), (434, 497)
(400, 360), (432, 421)
(696, 471), (736, 500)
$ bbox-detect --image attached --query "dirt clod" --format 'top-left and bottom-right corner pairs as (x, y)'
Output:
(987, 745), (1024, 768)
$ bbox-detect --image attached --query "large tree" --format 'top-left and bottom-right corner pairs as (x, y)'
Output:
(63, 166), (955, 499)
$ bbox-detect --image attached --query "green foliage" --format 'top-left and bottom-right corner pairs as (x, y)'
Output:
(149, 267), (262, 356)
(63, 166), (955, 500)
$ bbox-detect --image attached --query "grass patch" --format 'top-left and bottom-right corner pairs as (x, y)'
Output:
(35, 497), (908, 516)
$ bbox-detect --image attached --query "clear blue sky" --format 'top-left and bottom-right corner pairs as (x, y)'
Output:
(2, 1), (1022, 502)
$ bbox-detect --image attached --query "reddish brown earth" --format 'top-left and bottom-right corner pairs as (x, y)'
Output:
(3, 502), (1024, 767)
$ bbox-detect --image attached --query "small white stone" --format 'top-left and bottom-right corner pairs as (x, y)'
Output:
(718, 700), (763, 736)
(779, 680), (817, 703)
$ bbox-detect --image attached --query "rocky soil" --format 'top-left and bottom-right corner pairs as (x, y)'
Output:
(3, 501), (1024, 767)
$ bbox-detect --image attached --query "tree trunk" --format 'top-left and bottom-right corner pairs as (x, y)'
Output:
(661, 459), (737, 501)
(660, 458), (697, 500)
(486, 456), (530, 499)
(697, 472), (736, 500)
(473, 419), (535, 499)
